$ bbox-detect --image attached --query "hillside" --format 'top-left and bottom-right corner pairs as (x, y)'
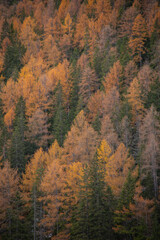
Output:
(0, 0), (160, 239)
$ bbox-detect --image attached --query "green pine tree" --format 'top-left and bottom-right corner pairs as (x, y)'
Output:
(9, 96), (27, 173)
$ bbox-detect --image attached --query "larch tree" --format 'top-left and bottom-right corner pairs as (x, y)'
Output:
(118, 6), (138, 38)
(129, 14), (148, 64)
(101, 114), (119, 152)
(124, 60), (138, 87)
(87, 90), (103, 123)
(27, 108), (51, 149)
(106, 143), (135, 197)
(95, 0), (112, 25)
(63, 110), (99, 165)
(127, 77), (144, 122)
(19, 16), (40, 63)
(103, 60), (122, 93)
(40, 159), (65, 238)
(79, 66), (99, 105)
(74, 11), (89, 50)
(42, 34), (60, 68)
(1, 78), (17, 128)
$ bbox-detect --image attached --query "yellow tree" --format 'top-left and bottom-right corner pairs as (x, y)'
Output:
(45, 140), (62, 166)
(97, 139), (112, 164)
(58, 0), (70, 20)
(63, 110), (99, 164)
(20, 16), (40, 63)
(129, 14), (148, 64)
(49, 59), (72, 112)
(106, 143), (135, 196)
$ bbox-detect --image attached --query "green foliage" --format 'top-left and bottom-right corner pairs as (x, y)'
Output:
(117, 37), (131, 66)
(51, 83), (68, 146)
(9, 97), (27, 173)
(71, 155), (115, 240)
(145, 77), (160, 112)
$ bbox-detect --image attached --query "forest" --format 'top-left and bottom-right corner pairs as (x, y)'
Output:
(0, 0), (160, 239)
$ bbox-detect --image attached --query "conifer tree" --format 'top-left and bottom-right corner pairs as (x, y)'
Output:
(71, 153), (114, 240)
(129, 14), (148, 64)
(9, 96), (27, 173)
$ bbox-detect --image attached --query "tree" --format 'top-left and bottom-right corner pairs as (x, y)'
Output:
(79, 66), (99, 105)
(21, 148), (46, 240)
(27, 108), (51, 149)
(127, 77), (144, 122)
(42, 34), (60, 68)
(1, 78), (17, 128)
(139, 105), (160, 199)
(71, 152), (114, 240)
(19, 16), (40, 63)
(137, 64), (155, 98)
(87, 90), (103, 123)
(124, 60), (138, 87)
(95, 0), (112, 25)
(51, 83), (68, 147)
(106, 143), (135, 196)
(0, 161), (19, 239)
(63, 110), (99, 164)
(101, 115), (119, 151)
(129, 14), (148, 64)
(114, 181), (154, 240)
(103, 60), (122, 93)
(118, 6), (138, 38)
(40, 159), (65, 238)
(9, 96), (27, 173)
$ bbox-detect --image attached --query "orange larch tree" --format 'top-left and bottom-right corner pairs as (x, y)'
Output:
(106, 143), (135, 196)
(103, 60), (122, 93)
(63, 110), (99, 165)
(126, 77), (144, 122)
(129, 14), (148, 64)
(79, 66), (99, 105)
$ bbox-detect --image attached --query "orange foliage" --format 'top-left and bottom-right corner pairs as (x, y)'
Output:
(63, 110), (99, 164)
(129, 14), (148, 63)
(103, 60), (122, 93)
(87, 90), (103, 123)
(127, 77), (144, 120)
(106, 143), (135, 196)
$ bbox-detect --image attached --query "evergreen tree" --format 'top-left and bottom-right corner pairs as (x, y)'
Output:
(9, 97), (26, 173)
(51, 83), (68, 146)
(71, 153), (114, 240)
